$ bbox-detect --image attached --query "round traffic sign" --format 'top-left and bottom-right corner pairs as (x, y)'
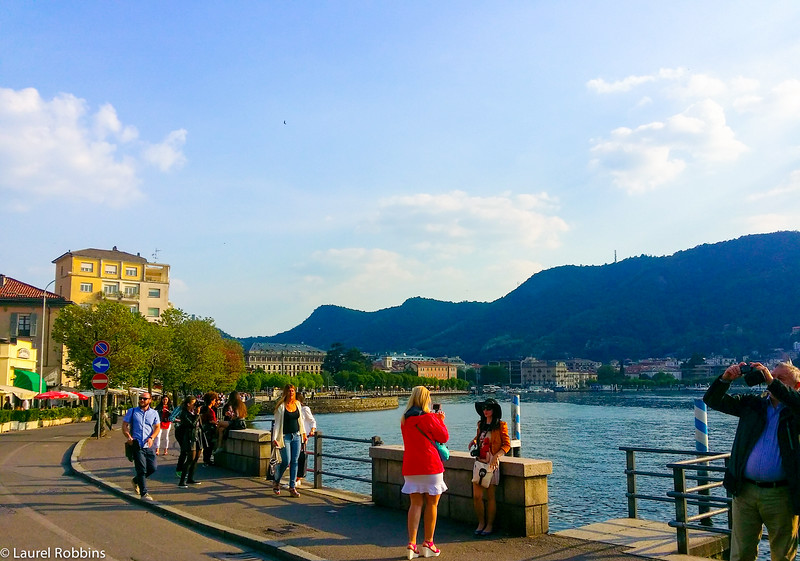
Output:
(91, 373), (109, 390)
(92, 356), (110, 374)
(93, 340), (110, 356)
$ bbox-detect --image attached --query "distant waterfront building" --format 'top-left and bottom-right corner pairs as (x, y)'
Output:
(0, 275), (71, 389)
(52, 247), (170, 320)
(488, 359), (523, 385)
(246, 343), (325, 376)
(406, 360), (457, 381)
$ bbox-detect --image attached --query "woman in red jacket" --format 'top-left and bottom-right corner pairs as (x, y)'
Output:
(401, 385), (449, 559)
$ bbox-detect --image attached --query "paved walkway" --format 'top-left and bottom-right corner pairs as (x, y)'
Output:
(73, 428), (688, 561)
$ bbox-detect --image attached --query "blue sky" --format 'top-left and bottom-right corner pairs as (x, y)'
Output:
(2, 2), (799, 338)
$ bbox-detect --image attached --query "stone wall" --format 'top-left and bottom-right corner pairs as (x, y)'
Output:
(370, 445), (552, 537)
(214, 428), (273, 477)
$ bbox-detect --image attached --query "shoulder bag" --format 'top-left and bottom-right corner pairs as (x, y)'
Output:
(416, 425), (449, 462)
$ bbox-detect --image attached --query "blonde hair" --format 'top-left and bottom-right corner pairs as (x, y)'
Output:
(275, 384), (296, 409)
(401, 386), (430, 425)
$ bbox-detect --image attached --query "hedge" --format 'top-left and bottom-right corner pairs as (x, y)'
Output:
(0, 407), (93, 424)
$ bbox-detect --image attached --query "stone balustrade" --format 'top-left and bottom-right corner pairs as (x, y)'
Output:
(370, 445), (552, 537)
(213, 428), (273, 477)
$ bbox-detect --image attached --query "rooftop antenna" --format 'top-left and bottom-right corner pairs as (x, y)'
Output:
(152, 248), (161, 262)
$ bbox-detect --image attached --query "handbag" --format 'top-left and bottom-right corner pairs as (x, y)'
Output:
(267, 446), (280, 480)
(472, 459), (498, 488)
(297, 443), (307, 478)
(416, 425), (450, 462)
(124, 439), (138, 462)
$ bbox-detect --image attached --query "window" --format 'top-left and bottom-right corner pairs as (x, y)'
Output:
(80, 262), (94, 272)
(148, 288), (161, 298)
(129, 305), (139, 313)
(124, 285), (139, 297)
(104, 264), (118, 275)
(147, 307), (160, 317)
(103, 283), (119, 295)
(125, 267), (137, 276)
(12, 313), (36, 337)
(80, 282), (93, 293)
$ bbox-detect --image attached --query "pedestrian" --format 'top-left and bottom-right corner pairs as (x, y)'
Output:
(122, 392), (161, 501)
(270, 384), (306, 497)
(214, 391), (247, 454)
(200, 392), (219, 465)
(176, 395), (202, 488)
(2, 396), (11, 410)
(468, 397), (510, 537)
(704, 361), (800, 561)
(401, 385), (448, 559)
(154, 395), (173, 456)
(295, 392), (317, 488)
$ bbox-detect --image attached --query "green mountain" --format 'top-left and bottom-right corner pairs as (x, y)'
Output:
(242, 231), (800, 363)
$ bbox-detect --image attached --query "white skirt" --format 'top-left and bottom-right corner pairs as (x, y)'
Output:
(402, 473), (447, 495)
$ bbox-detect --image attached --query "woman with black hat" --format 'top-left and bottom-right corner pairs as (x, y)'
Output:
(468, 398), (510, 536)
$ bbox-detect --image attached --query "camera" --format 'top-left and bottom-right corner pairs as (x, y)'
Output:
(432, 403), (441, 412)
(741, 364), (766, 386)
(470, 448), (479, 457)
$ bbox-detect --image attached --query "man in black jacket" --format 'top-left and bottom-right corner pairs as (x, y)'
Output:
(704, 361), (800, 561)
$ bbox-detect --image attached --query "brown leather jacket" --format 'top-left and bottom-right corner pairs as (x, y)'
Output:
(471, 420), (511, 455)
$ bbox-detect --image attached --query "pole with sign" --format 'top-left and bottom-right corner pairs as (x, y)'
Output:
(92, 342), (110, 439)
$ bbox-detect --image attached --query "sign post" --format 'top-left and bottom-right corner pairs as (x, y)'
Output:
(92, 342), (110, 439)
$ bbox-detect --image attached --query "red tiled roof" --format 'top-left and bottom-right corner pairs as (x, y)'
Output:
(0, 276), (62, 299)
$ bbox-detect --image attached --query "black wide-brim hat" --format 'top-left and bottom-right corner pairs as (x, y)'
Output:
(475, 398), (502, 420)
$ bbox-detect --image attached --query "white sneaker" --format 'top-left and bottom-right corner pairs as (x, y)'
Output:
(141, 493), (154, 501)
(295, 479), (302, 488)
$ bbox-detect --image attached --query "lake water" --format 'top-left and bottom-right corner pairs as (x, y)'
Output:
(254, 390), (743, 532)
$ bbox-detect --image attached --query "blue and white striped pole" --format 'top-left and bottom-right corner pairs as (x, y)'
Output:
(694, 398), (709, 453)
(694, 398), (712, 525)
(510, 394), (521, 457)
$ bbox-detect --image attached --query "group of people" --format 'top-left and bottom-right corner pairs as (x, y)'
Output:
(122, 389), (251, 498)
(399, 385), (510, 559)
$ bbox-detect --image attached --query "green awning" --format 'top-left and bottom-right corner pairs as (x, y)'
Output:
(13, 369), (44, 392)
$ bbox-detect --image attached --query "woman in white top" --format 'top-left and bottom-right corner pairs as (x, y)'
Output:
(271, 384), (306, 497)
(295, 393), (317, 488)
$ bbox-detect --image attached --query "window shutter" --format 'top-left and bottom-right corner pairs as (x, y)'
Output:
(10, 313), (18, 337)
(30, 313), (38, 337)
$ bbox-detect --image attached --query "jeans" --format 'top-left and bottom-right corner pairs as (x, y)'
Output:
(274, 432), (302, 489)
(132, 444), (157, 496)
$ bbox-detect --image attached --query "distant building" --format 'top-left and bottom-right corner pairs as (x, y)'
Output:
(52, 247), (170, 320)
(246, 343), (325, 376)
(488, 359), (523, 385)
(0, 275), (71, 388)
(406, 361), (457, 381)
(520, 358), (591, 388)
(0, 339), (41, 393)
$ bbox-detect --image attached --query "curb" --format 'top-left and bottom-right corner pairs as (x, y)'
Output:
(70, 437), (326, 561)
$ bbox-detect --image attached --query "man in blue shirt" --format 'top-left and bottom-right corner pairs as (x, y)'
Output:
(122, 392), (161, 501)
(704, 361), (800, 561)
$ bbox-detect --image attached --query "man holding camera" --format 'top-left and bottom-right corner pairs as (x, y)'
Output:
(704, 361), (800, 561)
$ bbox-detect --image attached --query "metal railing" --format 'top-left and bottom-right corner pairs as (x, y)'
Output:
(307, 431), (383, 489)
(666, 453), (731, 554)
(620, 446), (731, 555)
(267, 419), (381, 491)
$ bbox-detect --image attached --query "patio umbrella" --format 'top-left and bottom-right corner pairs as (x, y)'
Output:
(62, 391), (90, 401)
(34, 391), (72, 400)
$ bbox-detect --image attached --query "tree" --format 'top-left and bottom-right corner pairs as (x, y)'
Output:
(480, 365), (508, 385)
(52, 301), (150, 389)
(596, 364), (620, 384)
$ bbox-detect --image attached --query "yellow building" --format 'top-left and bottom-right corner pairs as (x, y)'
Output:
(0, 275), (71, 389)
(0, 339), (42, 394)
(52, 247), (170, 320)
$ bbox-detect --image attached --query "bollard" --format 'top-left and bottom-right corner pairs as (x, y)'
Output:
(694, 398), (712, 526)
(510, 394), (521, 457)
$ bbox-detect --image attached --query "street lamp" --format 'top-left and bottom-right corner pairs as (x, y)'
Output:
(39, 279), (56, 394)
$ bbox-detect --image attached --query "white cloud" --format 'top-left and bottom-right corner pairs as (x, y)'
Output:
(747, 169), (800, 201)
(373, 190), (568, 256)
(590, 96), (747, 193)
(0, 86), (186, 208)
(586, 68), (687, 94)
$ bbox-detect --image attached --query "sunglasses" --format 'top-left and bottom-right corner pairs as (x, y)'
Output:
(139, 397), (151, 401)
